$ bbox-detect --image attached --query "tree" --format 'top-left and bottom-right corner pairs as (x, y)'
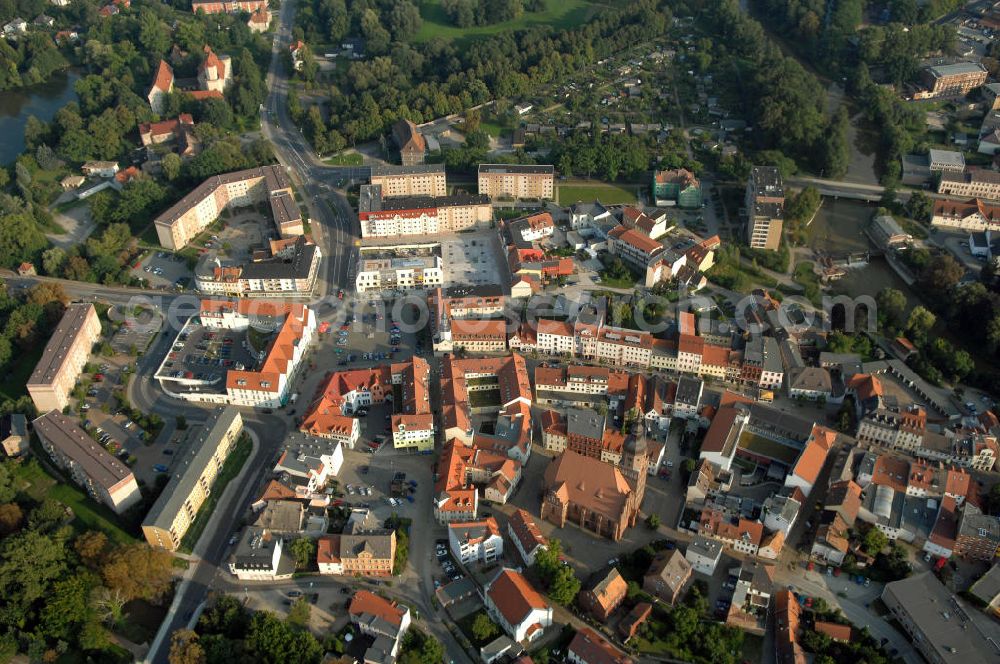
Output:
(289, 538), (316, 570)
(919, 254), (963, 297)
(162, 153), (182, 181)
(245, 611), (322, 664)
(39, 574), (93, 642)
(0, 503), (22, 536)
(398, 628), (444, 664)
(0, 212), (48, 269)
(876, 287), (907, 330)
(169, 630), (206, 664)
(904, 190), (933, 222)
(906, 306), (936, 344)
(41, 247), (66, 276)
(862, 527), (888, 556)
(91, 586), (127, 628)
(470, 611), (498, 642)
(74, 531), (109, 570)
(100, 543), (173, 602)
(645, 513), (661, 530)
(286, 598), (311, 630)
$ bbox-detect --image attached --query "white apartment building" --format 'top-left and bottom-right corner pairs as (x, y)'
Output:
(369, 164), (447, 197)
(355, 253), (444, 293)
(448, 517), (503, 564)
(478, 164), (555, 200)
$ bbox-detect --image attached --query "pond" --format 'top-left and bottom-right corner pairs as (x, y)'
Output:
(0, 69), (80, 165)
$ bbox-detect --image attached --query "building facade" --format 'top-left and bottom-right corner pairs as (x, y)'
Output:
(141, 407), (243, 550)
(478, 164), (554, 200)
(369, 163), (447, 197)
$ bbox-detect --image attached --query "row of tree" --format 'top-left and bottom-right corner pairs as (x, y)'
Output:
(441, 0), (546, 28)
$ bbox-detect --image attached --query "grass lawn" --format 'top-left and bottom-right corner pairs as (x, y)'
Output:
(558, 183), (638, 205)
(468, 388), (501, 409)
(737, 431), (800, 465)
(792, 261), (822, 306)
(479, 120), (506, 137)
(324, 152), (364, 166)
(179, 435), (253, 553)
(13, 458), (136, 545)
(0, 343), (44, 400)
(412, 0), (603, 45)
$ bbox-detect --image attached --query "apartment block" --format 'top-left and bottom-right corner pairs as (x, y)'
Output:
(369, 163), (447, 198)
(932, 197), (1000, 232)
(142, 407), (243, 550)
(355, 251), (444, 293)
(937, 170), (1000, 200)
(478, 164), (554, 200)
(33, 410), (141, 514)
(745, 166), (784, 250)
(191, 0), (266, 13)
(358, 185), (491, 238)
(919, 61), (988, 98)
(154, 165), (297, 250)
(27, 303), (101, 413)
(448, 517), (503, 564)
(195, 237), (322, 297)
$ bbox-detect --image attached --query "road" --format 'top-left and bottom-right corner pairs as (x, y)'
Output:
(259, 0), (363, 297)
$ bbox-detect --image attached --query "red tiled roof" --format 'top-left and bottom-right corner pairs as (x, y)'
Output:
(348, 590), (406, 626)
(151, 59), (174, 93)
(487, 569), (548, 626)
(814, 621), (852, 642)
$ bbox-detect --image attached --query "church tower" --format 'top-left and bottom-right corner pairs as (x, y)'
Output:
(620, 431), (648, 525)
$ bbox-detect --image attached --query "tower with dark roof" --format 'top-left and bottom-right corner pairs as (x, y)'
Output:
(621, 433), (648, 525)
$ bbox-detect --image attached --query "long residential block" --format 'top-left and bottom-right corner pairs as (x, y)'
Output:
(154, 165), (298, 250)
(478, 164), (554, 200)
(369, 163), (447, 198)
(27, 303), (102, 413)
(33, 410), (141, 514)
(141, 406), (244, 550)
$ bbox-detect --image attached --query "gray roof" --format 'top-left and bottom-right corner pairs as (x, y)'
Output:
(33, 410), (134, 491)
(252, 500), (304, 533)
(926, 61), (986, 79)
(370, 163), (444, 177)
(969, 564), (1000, 606)
(0, 413), (27, 440)
(958, 505), (1000, 545)
(240, 239), (317, 281)
(28, 303), (96, 387)
(686, 536), (722, 561)
(435, 576), (479, 606)
(928, 148), (966, 169)
(143, 407), (242, 531)
(675, 376), (703, 406)
(340, 531), (394, 561)
(479, 164), (554, 175)
(230, 527), (283, 572)
(480, 635), (519, 661)
(788, 367), (832, 393)
(882, 572), (1000, 664)
(379, 192), (490, 211)
(566, 407), (606, 441)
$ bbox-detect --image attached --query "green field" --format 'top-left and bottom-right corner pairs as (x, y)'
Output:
(412, 0), (603, 44)
(324, 152), (364, 166)
(557, 183), (639, 205)
(14, 458), (136, 545)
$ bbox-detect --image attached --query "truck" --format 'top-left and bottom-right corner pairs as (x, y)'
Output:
(759, 390), (774, 403)
(290, 392), (299, 404)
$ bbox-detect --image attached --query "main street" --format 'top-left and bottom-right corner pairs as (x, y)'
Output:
(259, 0), (365, 297)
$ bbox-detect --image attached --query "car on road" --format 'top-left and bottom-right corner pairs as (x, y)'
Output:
(288, 590), (302, 598)
(153, 464), (169, 473)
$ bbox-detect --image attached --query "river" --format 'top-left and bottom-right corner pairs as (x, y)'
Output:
(804, 197), (920, 309)
(0, 69), (80, 165)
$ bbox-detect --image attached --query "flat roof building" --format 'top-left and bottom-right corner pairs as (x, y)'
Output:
(369, 163), (446, 198)
(746, 166), (784, 251)
(27, 303), (102, 413)
(142, 407), (244, 550)
(882, 571), (1000, 664)
(33, 410), (141, 514)
(478, 164), (554, 200)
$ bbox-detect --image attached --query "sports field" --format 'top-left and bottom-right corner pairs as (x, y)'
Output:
(412, 0), (603, 44)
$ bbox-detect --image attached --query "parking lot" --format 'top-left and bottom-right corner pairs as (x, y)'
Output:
(109, 306), (161, 355)
(439, 232), (508, 288)
(154, 323), (258, 390)
(132, 251), (192, 290)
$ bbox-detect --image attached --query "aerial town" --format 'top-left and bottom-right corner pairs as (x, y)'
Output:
(4, 0), (1000, 663)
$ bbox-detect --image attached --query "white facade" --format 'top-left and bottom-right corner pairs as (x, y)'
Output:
(449, 525), (503, 564)
(685, 539), (723, 575)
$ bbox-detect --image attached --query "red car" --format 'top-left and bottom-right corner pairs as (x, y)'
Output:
(806, 561), (815, 571)
(93, 373), (104, 381)
(337, 289), (345, 300)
